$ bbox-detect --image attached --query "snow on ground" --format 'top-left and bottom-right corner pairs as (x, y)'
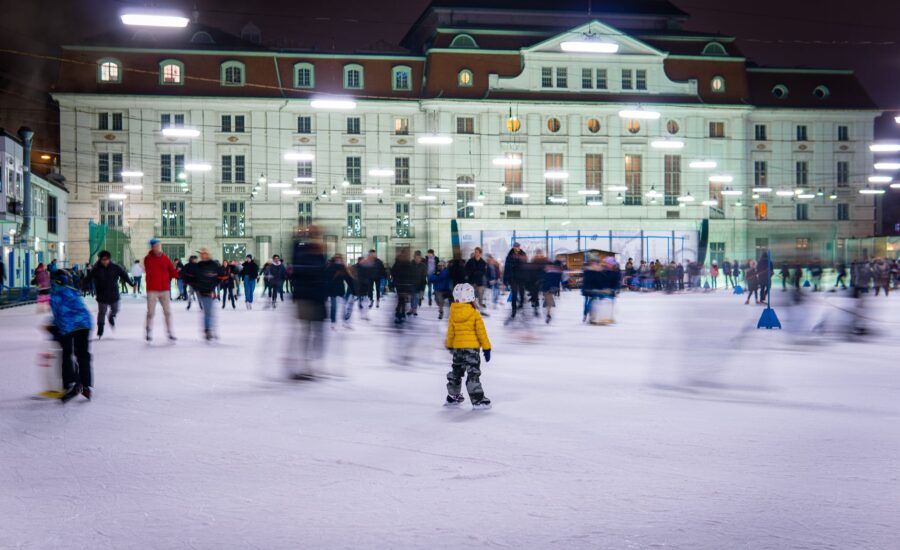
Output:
(1, 288), (898, 549)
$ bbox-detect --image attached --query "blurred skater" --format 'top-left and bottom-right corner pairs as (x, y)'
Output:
(50, 270), (94, 403)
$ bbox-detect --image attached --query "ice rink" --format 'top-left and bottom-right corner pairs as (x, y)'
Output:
(1, 288), (898, 549)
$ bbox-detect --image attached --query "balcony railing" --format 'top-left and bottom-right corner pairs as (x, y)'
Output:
(216, 225), (253, 238)
(154, 225), (190, 238)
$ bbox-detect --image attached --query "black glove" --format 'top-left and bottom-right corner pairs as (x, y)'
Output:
(483, 349), (491, 362)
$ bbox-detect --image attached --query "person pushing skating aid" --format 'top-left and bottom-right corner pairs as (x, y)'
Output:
(444, 283), (492, 410)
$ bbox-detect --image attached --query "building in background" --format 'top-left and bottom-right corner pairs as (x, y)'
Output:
(1, 129), (69, 287)
(51, 1), (884, 265)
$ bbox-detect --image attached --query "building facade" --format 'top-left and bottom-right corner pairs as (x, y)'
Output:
(52, 1), (881, 265)
(1, 130), (70, 286)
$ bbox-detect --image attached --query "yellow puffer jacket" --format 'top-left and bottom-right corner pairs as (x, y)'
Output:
(446, 303), (492, 350)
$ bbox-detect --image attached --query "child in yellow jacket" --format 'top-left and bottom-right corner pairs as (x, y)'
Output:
(445, 283), (492, 409)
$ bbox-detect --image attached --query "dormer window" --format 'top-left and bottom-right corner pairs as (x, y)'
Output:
(449, 34), (479, 49)
(160, 60), (184, 85)
(221, 61), (245, 86)
(458, 69), (473, 87)
(702, 42), (728, 56)
(343, 64), (364, 89)
(772, 84), (789, 99)
(98, 58), (122, 83)
(294, 62), (314, 88)
(393, 66), (412, 91)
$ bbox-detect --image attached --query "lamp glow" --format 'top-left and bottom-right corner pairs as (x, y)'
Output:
(123, 184), (143, 191)
(560, 40), (619, 53)
(161, 128), (200, 138)
(362, 188), (384, 195)
(650, 139), (685, 150)
(310, 99), (356, 110)
(859, 188), (885, 195)
(185, 163), (212, 172)
(417, 135), (453, 145)
(293, 177), (315, 183)
(466, 201), (484, 207)
(587, 200), (603, 206)
(577, 189), (601, 195)
(544, 170), (569, 179)
(874, 162), (900, 170)
(776, 190), (795, 197)
(121, 12), (189, 27)
(709, 175), (733, 183)
(418, 195), (437, 201)
(368, 168), (395, 177)
(509, 192), (529, 199)
(268, 182), (291, 188)
(121, 170), (144, 177)
(677, 194), (695, 202)
(618, 109), (661, 120)
(689, 160), (717, 169)
(492, 156), (522, 167)
(284, 152), (315, 161)
(108, 193), (127, 199)
(282, 190), (302, 196)
(797, 193), (816, 199)
(701, 200), (718, 206)
(721, 189), (742, 196)
(426, 187), (450, 193)
(868, 175), (892, 183)
(548, 197), (569, 204)
(752, 187), (773, 193)
(870, 143), (900, 152)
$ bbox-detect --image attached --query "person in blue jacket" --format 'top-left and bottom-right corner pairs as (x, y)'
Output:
(428, 261), (451, 319)
(49, 269), (94, 402)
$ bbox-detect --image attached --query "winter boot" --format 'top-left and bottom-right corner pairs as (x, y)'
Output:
(60, 384), (82, 404)
(81, 387), (93, 401)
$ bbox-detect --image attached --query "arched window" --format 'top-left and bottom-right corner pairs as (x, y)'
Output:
(190, 31), (214, 44)
(392, 65), (412, 91)
(772, 84), (789, 99)
(294, 62), (314, 88)
(97, 58), (122, 83)
(159, 59), (184, 85)
(457, 69), (473, 87)
(343, 64), (364, 89)
(702, 42), (728, 56)
(449, 34), (479, 49)
(221, 61), (245, 86)
(710, 75), (726, 93)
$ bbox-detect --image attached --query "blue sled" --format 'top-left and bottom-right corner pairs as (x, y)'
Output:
(757, 307), (782, 329)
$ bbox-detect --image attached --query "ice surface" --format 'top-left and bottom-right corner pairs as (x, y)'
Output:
(1, 290), (898, 549)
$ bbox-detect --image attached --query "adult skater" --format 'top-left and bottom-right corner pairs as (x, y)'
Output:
(391, 248), (415, 324)
(33, 263), (51, 312)
(265, 254), (288, 308)
(542, 259), (564, 323)
(289, 228), (328, 378)
(49, 269), (94, 402)
(81, 250), (133, 339)
(130, 260), (144, 295)
(465, 247), (488, 309)
(324, 254), (353, 327)
(411, 250), (428, 315)
(220, 261), (237, 309)
(143, 239), (178, 342)
(241, 254), (259, 309)
(428, 261), (451, 319)
(444, 283), (492, 410)
(181, 248), (224, 340)
(503, 242), (528, 321)
(424, 249), (440, 306)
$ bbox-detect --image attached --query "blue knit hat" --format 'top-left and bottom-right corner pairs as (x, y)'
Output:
(149, 238), (160, 246)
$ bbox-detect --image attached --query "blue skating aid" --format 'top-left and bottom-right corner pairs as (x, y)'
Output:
(733, 285), (743, 295)
(757, 307), (782, 329)
(703, 280), (710, 289)
(803, 280), (811, 288)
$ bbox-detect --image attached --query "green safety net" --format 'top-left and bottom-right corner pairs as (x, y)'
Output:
(87, 222), (129, 264)
(88, 222), (107, 263)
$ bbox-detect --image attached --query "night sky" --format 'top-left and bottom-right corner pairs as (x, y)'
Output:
(1, 0), (898, 227)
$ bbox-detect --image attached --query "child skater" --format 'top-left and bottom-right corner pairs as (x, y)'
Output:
(50, 269), (94, 403)
(445, 283), (492, 410)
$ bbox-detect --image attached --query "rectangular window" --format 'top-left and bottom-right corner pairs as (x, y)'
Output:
(112, 113), (123, 131)
(221, 201), (246, 237)
(394, 117), (409, 135)
(346, 202), (362, 237)
(98, 112), (109, 130)
(346, 157), (362, 185)
(541, 67), (553, 88)
(504, 153), (523, 205)
(709, 121), (725, 138)
(838, 125), (849, 142)
(456, 116), (475, 134)
(346, 243), (363, 262)
(635, 69), (647, 90)
(709, 242), (725, 266)
(297, 116), (312, 134)
(160, 200), (185, 237)
(555, 67), (567, 88)
(596, 69), (608, 90)
(624, 154), (642, 205)
(837, 161), (849, 187)
(755, 124), (767, 141)
(98, 153), (109, 182)
(298, 202), (313, 227)
(160, 154), (171, 182)
(754, 161), (768, 188)
(160, 113), (170, 129)
(837, 203), (849, 221)
(796, 125), (808, 141)
(796, 161), (809, 186)
(111, 153), (123, 182)
(47, 195), (58, 234)
(664, 154), (681, 205)
(296, 160), (313, 180)
(622, 69), (633, 90)
(234, 115), (245, 133)
(395, 202), (411, 237)
(394, 157), (409, 185)
(346, 117), (361, 135)
(234, 155), (245, 183)
(174, 155), (184, 182)
(585, 154), (602, 198)
(796, 238), (810, 250)
(221, 155), (232, 183)
(394, 70), (410, 90)
(297, 67), (312, 88)
(581, 68), (593, 89)
(545, 153), (563, 203)
(796, 203), (809, 221)
(221, 115), (231, 133)
(99, 199), (124, 228)
(457, 186), (475, 219)
(174, 114), (184, 127)
(754, 202), (768, 221)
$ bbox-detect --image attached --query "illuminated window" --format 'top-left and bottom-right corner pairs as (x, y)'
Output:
(711, 76), (725, 93)
(626, 119), (640, 134)
(294, 62), (314, 88)
(160, 60), (183, 85)
(394, 117), (409, 135)
(506, 116), (521, 133)
(98, 58), (121, 83)
(547, 118), (561, 133)
(458, 69), (473, 87)
(221, 61), (245, 86)
(392, 66), (412, 90)
(586, 118), (601, 133)
(666, 120), (679, 134)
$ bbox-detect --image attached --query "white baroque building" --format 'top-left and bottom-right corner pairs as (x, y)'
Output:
(52, 1), (882, 265)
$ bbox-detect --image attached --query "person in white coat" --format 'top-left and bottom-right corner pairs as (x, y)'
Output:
(130, 260), (144, 295)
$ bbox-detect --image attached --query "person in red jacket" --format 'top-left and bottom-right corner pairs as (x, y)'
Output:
(144, 239), (178, 342)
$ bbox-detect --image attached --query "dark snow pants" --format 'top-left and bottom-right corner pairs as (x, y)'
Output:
(447, 348), (485, 403)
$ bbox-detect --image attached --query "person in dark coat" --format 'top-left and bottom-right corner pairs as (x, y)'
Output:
(424, 249), (440, 306)
(465, 247), (489, 308)
(241, 255), (260, 309)
(180, 248), (225, 339)
(411, 250), (428, 314)
(324, 254), (353, 325)
(81, 250), (133, 339)
(744, 261), (760, 304)
(220, 262), (237, 309)
(429, 261), (451, 319)
(503, 242), (528, 319)
(757, 251), (771, 303)
(265, 255), (288, 308)
(289, 230), (328, 378)
(390, 249), (415, 324)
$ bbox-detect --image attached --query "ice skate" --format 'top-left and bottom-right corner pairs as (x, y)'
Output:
(60, 384), (82, 404)
(472, 398), (492, 410)
(81, 387), (93, 401)
(444, 394), (465, 406)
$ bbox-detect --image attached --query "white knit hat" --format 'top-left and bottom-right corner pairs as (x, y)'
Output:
(452, 283), (476, 303)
